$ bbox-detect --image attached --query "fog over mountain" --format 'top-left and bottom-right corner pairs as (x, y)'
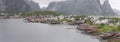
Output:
(114, 9), (120, 16)
(46, 0), (115, 16)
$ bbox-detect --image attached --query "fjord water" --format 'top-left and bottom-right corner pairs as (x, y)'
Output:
(0, 19), (100, 42)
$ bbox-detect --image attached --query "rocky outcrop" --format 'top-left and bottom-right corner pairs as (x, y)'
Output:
(101, 0), (115, 16)
(46, 0), (115, 16)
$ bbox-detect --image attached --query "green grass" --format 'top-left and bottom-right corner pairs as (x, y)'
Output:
(94, 24), (120, 32)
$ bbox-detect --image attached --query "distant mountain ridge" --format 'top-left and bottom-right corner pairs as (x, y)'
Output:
(0, 0), (31, 13)
(0, 0), (40, 13)
(46, 0), (115, 16)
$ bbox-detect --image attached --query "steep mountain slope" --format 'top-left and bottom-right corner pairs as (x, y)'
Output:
(0, 0), (40, 13)
(101, 0), (115, 16)
(4, 0), (31, 13)
(0, 0), (6, 12)
(25, 0), (40, 11)
(47, 0), (115, 16)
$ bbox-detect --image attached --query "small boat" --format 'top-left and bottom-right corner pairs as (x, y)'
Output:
(74, 21), (83, 25)
(48, 20), (60, 24)
(114, 33), (120, 38)
(68, 21), (83, 25)
(99, 32), (117, 39)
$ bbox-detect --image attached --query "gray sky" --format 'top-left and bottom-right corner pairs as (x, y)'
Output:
(33, 0), (120, 10)
(109, 0), (120, 10)
(33, 0), (65, 8)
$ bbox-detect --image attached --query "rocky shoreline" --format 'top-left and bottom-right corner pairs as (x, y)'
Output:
(24, 15), (120, 42)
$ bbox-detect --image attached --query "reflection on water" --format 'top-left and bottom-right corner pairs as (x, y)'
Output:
(0, 19), (100, 42)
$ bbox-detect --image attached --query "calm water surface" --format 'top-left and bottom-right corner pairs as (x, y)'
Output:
(0, 19), (100, 42)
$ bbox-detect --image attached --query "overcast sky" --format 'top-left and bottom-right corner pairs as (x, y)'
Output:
(33, 0), (120, 10)
(33, 0), (65, 8)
